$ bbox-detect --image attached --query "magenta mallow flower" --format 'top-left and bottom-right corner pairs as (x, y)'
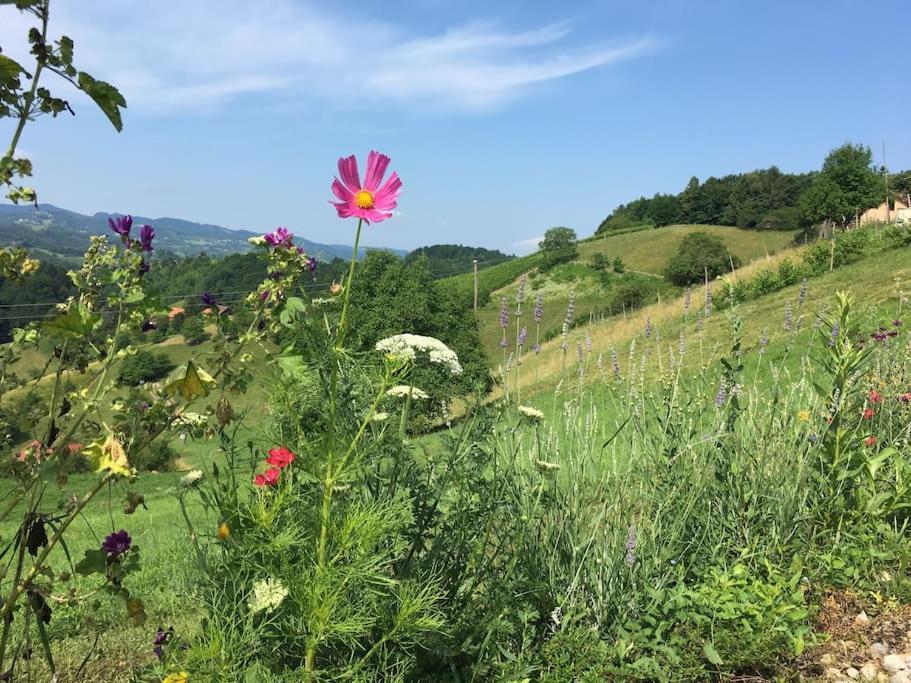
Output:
(306, 256), (318, 276)
(108, 215), (132, 241)
(201, 292), (218, 308)
(264, 227), (294, 248)
(331, 151), (401, 223)
(139, 224), (155, 252)
(101, 529), (132, 558)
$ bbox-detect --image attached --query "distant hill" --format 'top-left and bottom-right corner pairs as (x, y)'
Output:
(405, 244), (513, 277)
(0, 203), (406, 261)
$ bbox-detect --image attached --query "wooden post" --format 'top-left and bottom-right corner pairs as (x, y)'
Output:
(472, 259), (478, 312)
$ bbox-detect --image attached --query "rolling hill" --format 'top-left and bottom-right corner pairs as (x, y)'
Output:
(0, 202), (406, 261)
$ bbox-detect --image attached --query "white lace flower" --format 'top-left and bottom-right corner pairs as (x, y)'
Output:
(518, 405), (545, 421)
(375, 334), (463, 375)
(386, 385), (429, 400)
(180, 469), (204, 487)
(371, 412), (389, 422)
(248, 578), (288, 614)
(247, 235), (267, 246)
(535, 460), (561, 472)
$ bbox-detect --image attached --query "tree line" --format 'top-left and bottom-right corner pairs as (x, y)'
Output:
(597, 143), (909, 235)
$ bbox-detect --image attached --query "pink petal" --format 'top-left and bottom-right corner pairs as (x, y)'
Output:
(372, 172), (401, 210)
(363, 151), (391, 192)
(364, 208), (392, 223)
(337, 155), (360, 192)
(331, 178), (354, 202)
(330, 200), (355, 218)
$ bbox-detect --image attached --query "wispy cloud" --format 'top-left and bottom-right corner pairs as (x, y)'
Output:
(0, 1), (655, 113)
(513, 235), (544, 255)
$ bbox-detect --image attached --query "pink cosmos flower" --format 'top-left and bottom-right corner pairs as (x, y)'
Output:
(266, 446), (295, 469)
(254, 467), (281, 488)
(331, 151), (401, 223)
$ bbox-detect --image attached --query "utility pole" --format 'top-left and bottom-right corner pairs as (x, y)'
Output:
(472, 259), (478, 312)
(883, 141), (891, 223)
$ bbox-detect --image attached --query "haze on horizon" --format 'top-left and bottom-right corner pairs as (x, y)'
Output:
(1, 0), (908, 255)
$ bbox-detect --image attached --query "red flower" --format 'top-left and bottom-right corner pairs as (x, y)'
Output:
(254, 468), (281, 488)
(266, 446), (296, 469)
(899, 392), (911, 404)
(863, 436), (877, 447)
(869, 390), (882, 404)
(862, 408), (875, 420)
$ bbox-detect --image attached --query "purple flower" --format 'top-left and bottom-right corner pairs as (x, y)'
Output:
(784, 303), (793, 332)
(798, 278), (808, 308)
(101, 529), (132, 558)
(264, 227), (294, 248)
(533, 294), (544, 323)
(645, 318), (652, 339)
(499, 298), (509, 329)
(201, 292), (218, 308)
(138, 260), (150, 276)
(141, 319), (156, 332)
(532, 343), (541, 355)
(516, 275), (527, 305)
(610, 347), (620, 379)
(306, 256), (318, 276)
(139, 224), (155, 252)
(259, 290), (271, 302)
(893, 319), (903, 327)
(152, 626), (173, 658)
(684, 287), (691, 315)
(585, 331), (592, 353)
(704, 288), (713, 317)
(138, 401), (150, 412)
(714, 382), (727, 407)
(829, 321), (840, 346)
(518, 327), (527, 347)
(108, 215), (132, 242)
(624, 522), (637, 566)
(565, 291), (576, 326)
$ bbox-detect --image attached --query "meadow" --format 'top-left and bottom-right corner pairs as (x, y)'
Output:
(1, 217), (910, 681)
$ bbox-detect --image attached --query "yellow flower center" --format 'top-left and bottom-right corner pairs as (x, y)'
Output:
(354, 189), (375, 209)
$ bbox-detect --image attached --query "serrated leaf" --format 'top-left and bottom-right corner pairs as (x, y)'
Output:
(77, 71), (126, 132)
(165, 360), (216, 401)
(82, 434), (131, 477)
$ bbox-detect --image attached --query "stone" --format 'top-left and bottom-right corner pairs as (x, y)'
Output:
(845, 668), (860, 679)
(820, 653), (839, 667)
(883, 654), (906, 673)
(856, 611), (871, 625)
(823, 667), (843, 680)
(889, 672), (911, 683)
(860, 662), (880, 681)
(871, 643), (889, 656)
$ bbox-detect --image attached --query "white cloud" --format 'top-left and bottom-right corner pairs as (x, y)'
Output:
(0, 1), (655, 113)
(513, 235), (544, 255)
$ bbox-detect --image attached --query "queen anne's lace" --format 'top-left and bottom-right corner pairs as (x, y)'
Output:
(375, 334), (463, 375)
(386, 385), (429, 400)
(248, 578), (288, 614)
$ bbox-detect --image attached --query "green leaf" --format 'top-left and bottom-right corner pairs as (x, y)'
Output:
(41, 303), (100, 339)
(77, 71), (126, 132)
(165, 360), (216, 401)
(703, 641), (723, 666)
(0, 54), (26, 89)
(75, 549), (107, 576)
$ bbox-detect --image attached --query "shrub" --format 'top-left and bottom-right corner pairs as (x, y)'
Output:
(131, 439), (177, 472)
(590, 252), (608, 271)
(612, 256), (626, 273)
(611, 282), (645, 309)
(118, 350), (176, 386)
(664, 231), (741, 285)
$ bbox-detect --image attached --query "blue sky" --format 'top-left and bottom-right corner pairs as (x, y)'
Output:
(1, 0), (909, 254)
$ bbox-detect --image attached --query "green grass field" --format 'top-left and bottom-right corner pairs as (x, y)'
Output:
(577, 224), (797, 275)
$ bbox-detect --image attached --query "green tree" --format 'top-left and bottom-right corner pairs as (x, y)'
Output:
(664, 232), (740, 286)
(800, 143), (883, 227)
(117, 350), (175, 386)
(538, 227), (578, 270)
(181, 316), (209, 345)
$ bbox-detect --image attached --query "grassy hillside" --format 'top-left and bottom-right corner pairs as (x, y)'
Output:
(512, 244), (911, 397)
(578, 224), (796, 275)
(465, 224), (797, 360)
